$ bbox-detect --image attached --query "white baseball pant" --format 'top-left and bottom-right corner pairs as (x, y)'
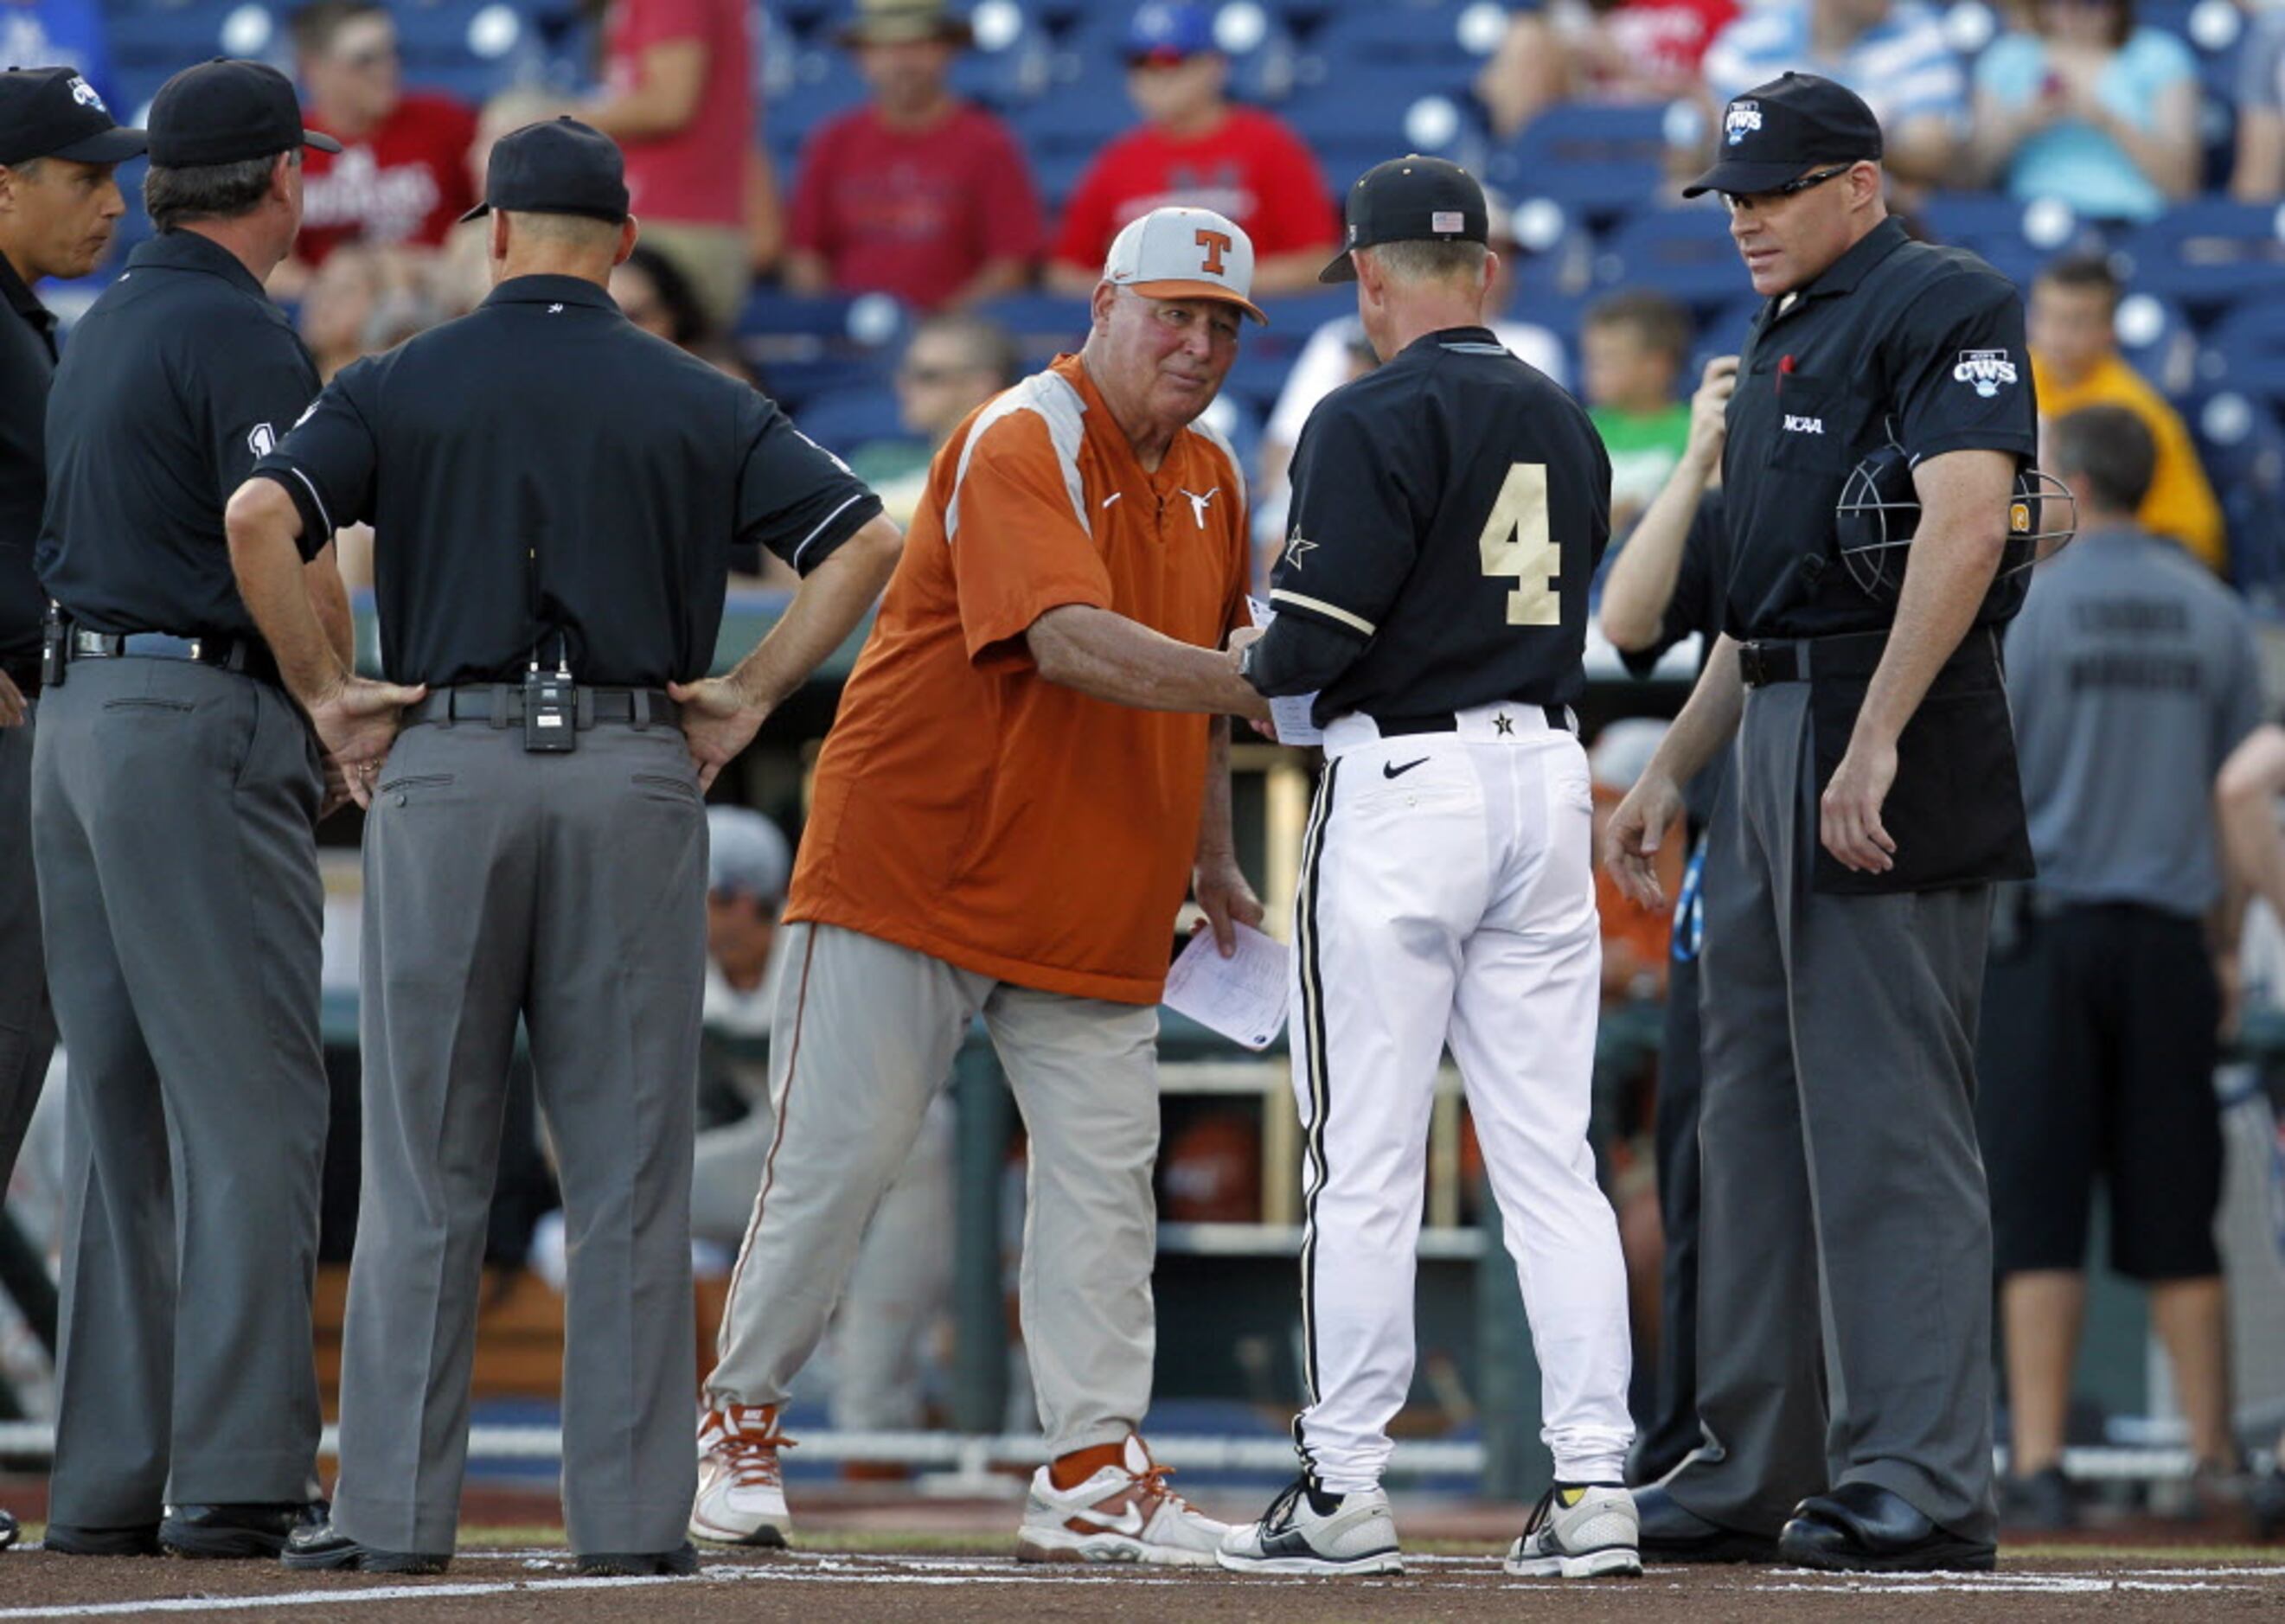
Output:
(1290, 701), (1635, 1492)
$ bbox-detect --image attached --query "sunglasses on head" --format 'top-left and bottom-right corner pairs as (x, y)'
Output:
(1719, 163), (1856, 209)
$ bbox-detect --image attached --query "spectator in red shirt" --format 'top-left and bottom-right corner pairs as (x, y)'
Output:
(581, 0), (758, 333)
(784, 0), (1042, 311)
(1475, 0), (1741, 139)
(1046, 1), (1336, 297)
(289, 0), (477, 269)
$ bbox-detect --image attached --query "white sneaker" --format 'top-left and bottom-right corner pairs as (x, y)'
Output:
(689, 1403), (795, 1547)
(1504, 1484), (1642, 1579)
(1217, 1475), (1404, 1576)
(1014, 1435), (1227, 1567)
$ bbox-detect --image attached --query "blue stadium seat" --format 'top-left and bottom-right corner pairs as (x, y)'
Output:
(1310, 1), (1473, 67)
(2116, 201), (2285, 313)
(1486, 103), (1668, 221)
(2186, 391), (2285, 599)
(2198, 303), (2285, 413)
(1914, 191), (2099, 286)
(788, 387), (911, 457)
(973, 291), (1094, 348)
(1590, 204), (1746, 316)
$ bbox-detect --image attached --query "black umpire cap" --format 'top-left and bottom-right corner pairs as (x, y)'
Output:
(146, 59), (342, 167)
(1321, 154), (1488, 284)
(1682, 71), (1882, 199)
(459, 118), (630, 224)
(0, 66), (146, 167)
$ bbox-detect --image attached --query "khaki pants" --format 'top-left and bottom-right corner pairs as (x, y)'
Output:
(640, 221), (752, 337)
(708, 923), (1161, 1455)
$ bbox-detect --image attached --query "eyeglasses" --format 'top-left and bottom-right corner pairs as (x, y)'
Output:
(1719, 163), (1856, 212)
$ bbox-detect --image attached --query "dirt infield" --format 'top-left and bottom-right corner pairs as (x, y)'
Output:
(0, 1542), (2281, 1623)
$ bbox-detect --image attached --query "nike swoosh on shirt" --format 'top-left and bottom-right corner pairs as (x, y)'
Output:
(1382, 758), (1430, 779)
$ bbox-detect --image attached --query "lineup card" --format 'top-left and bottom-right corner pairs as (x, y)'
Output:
(1163, 921), (1290, 1051)
(1244, 597), (1323, 746)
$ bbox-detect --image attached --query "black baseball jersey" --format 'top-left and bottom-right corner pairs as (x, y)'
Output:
(0, 253), (57, 668)
(250, 274), (882, 689)
(1720, 216), (2038, 641)
(1269, 324), (1610, 722)
(39, 231), (323, 642)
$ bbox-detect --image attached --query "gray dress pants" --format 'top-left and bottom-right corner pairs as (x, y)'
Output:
(331, 717), (705, 1557)
(31, 655), (329, 1523)
(1665, 679), (1997, 1544)
(0, 704), (55, 1192)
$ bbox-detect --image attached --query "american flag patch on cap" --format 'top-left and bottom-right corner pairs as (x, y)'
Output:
(1431, 210), (1463, 233)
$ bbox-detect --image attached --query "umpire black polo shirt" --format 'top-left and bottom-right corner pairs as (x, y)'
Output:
(39, 230), (323, 641)
(1720, 216), (2038, 641)
(0, 251), (57, 670)
(250, 274), (883, 688)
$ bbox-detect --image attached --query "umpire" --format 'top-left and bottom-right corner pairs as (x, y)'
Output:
(33, 60), (345, 1561)
(0, 67), (143, 1375)
(224, 117), (901, 1576)
(1607, 73), (2039, 1572)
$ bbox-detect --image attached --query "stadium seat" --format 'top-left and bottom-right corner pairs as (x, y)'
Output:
(2117, 201), (2285, 314)
(789, 387), (912, 457)
(1487, 103), (1669, 222)
(1914, 191), (2098, 286)
(1590, 204), (1748, 316)
(1311, 1), (1475, 67)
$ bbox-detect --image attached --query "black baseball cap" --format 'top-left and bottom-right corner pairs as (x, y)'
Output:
(1682, 71), (1883, 199)
(1320, 154), (1488, 285)
(0, 66), (147, 167)
(459, 118), (630, 224)
(147, 59), (342, 168)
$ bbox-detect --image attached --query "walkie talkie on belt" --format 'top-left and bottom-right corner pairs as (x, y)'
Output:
(523, 639), (575, 753)
(40, 601), (66, 690)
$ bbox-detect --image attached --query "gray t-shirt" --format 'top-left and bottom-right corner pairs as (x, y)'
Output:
(2006, 527), (2262, 915)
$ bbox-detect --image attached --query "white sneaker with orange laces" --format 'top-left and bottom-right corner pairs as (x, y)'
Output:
(689, 1404), (795, 1547)
(1014, 1435), (1228, 1567)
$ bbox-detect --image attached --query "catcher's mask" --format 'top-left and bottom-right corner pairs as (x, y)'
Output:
(1834, 437), (2077, 599)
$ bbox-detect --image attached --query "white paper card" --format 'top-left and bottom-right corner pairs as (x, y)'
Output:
(1244, 597), (1324, 746)
(1162, 921), (1290, 1050)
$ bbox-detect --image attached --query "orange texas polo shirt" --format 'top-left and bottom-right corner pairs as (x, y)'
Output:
(787, 353), (1251, 1005)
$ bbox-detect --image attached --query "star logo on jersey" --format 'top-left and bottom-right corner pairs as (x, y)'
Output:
(1180, 487), (1219, 529)
(1494, 713), (1515, 736)
(1281, 529), (1318, 572)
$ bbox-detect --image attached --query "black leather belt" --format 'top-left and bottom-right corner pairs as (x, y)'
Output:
(1739, 629), (1999, 689)
(67, 628), (282, 686)
(1377, 704), (1572, 736)
(403, 684), (682, 731)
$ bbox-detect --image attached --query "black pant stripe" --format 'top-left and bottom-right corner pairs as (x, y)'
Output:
(1293, 756), (1341, 1412)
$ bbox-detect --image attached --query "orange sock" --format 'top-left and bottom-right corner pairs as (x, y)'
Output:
(1049, 1442), (1126, 1490)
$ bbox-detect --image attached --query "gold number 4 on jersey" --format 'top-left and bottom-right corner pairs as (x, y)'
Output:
(1477, 462), (1561, 627)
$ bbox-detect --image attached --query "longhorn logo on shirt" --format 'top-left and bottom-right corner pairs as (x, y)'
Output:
(1195, 228), (1232, 276)
(1725, 101), (1762, 146)
(1181, 487), (1219, 528)
(1952, 349), (2018, 398)
(68, 75), (105, 111)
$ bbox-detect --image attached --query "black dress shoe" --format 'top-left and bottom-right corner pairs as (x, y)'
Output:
(1778, 1481), (1996, 1572)
(1633, 1485), (1781, 1564)
(577, 1542), (699, 1576)
(159, 1501), (325, 1560)
(283, 1521), (450, 1574)
(43, 1521), (163, 1557)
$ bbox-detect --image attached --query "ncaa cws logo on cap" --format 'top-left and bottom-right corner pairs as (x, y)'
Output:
(1103, 205), (1268, 323)
(1725, 99), (1763, 146)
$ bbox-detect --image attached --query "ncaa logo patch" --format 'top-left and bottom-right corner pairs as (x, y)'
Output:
(68, 75), (105, 111)
(1725, 101), (1762, 146)
(1952, 348), (2019, 398)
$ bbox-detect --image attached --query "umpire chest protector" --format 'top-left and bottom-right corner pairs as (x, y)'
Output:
(1721, 215), (2042, 894)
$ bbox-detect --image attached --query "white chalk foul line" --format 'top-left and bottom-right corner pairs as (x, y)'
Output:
(1, 1554), (2279, 1619)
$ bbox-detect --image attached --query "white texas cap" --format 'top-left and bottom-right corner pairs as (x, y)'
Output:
(1101, 205), (1268, 324)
